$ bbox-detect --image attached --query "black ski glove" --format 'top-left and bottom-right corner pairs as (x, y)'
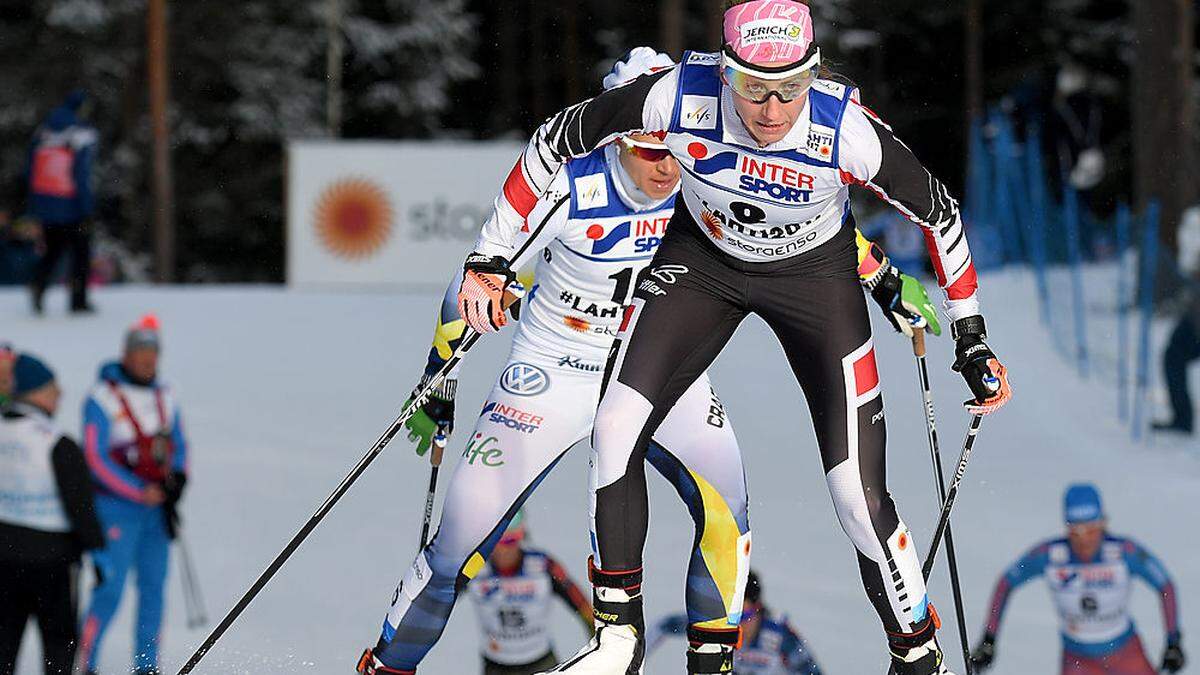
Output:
(951, 315), (1011, 414)
(164, 470), (187, 504)
(1162, 636), (1185, 673)
(163, 471), (187, 540)
(867, 263), (942, 338)
(969, 632), (996, 671)
(404, 374), (456, 457)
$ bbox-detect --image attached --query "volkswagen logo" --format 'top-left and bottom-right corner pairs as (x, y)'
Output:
(500, 363), (550, 397)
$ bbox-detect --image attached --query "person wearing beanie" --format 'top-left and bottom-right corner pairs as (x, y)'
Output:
(77, 314), (190, 675)
(971, 484), (1185, 674)
(0, 353), (105, 674)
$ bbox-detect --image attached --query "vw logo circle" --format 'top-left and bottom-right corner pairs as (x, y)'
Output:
(500, 363), (550, 396)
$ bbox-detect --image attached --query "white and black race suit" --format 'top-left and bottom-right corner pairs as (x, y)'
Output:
(477, 51), (984, 639)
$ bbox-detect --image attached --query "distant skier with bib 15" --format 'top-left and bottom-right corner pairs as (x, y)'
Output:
(454, 1), (1011, 673)
(970, 484), (1185, 675)
(466, 513), (593, 675)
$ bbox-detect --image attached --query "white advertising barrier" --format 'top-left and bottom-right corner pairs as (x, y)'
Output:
(287, 140), (525, 288)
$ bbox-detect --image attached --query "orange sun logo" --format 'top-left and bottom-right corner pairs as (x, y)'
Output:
(563, 316), (591, 333)
(313, 178), (394, 260)
(701, 210), (724, 240)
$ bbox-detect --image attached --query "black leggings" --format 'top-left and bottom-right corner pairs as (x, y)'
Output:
(31, 221), (91, 309)
(0, 560), (79, 675)
(1163, 317), (1200, 431)
(591, 219), (931, 635)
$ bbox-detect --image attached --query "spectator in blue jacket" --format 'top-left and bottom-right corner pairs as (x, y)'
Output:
(78, 315), (188, 675)
(27, 89), (98, 315)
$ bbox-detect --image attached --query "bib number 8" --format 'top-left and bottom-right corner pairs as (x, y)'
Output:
(729, 201), (766, 225)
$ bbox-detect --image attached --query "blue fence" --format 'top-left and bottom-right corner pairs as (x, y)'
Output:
(966, 109), (1162, 441)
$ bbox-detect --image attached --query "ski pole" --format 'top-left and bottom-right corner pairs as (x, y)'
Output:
(177, 529), (209, 629)
(176, 290), (522, 674)
(911, 331), (973, 675)
(885, 414), (984, 675)
(418, 431), (448, 549)
(920, 414), (983, 580)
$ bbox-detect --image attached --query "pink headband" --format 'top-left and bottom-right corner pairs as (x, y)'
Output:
(723, 0), (815, 66)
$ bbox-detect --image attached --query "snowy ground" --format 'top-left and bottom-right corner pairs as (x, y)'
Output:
(6, 266), (1197, 674)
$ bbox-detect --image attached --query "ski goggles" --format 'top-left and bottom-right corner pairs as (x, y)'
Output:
(721, 44), (820, 104)
(619, 136), (672, 162)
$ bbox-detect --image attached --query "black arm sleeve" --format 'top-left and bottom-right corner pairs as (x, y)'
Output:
(538, 69), (673, 160)
(51, 436), (105, 551)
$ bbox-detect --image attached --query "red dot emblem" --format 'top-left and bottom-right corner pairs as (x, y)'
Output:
(688, 142), (708, 159)
(586, 224), (605, 240)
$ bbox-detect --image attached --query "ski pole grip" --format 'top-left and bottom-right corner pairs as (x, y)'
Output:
(912, 329), (927, 357)
(431, 433), (447, 468)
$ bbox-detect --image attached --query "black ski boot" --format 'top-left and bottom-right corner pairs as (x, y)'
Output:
(888, 610), (957, 675)
(686, 625), (738, 674)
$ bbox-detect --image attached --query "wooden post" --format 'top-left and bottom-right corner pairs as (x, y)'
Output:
(1132, 0), (1197, 254)
(964, 0), (983, 170)
(563, 3), (580, 103)
(147, 0), (174, 283)
(660, 0), (685, 59)
(964, 0), (983, 123)
(707, 0), (725, 50)
(326, 0), (344, 137)
(529, 0), (547, 122)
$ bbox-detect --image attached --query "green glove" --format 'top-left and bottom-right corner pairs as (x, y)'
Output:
(869, 265), (942, 337)
(404, 375), (457, 456)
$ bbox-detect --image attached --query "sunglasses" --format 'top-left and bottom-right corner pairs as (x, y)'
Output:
(620, 136), (672, 162)
(721, 45), (821, 105)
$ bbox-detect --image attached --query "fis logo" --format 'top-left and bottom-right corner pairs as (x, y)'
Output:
(680, 95), (718, 131)
(574, 174), (609, 210)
